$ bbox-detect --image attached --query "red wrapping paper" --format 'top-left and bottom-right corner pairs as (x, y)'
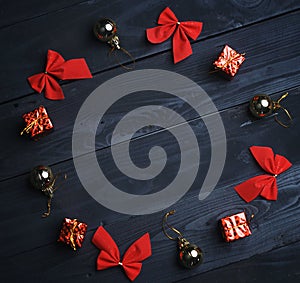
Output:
(213, 45), (245, 77)
(220, 212), (251, 242)
(58, 218), (87, 250)
(21, 106), (53, 139)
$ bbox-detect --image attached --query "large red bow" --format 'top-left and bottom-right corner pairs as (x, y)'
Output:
(235, 146), (292, 202)
(146, 7), (203, 63)
(27, 50), (92, 100)
(92, 226), (152, 281)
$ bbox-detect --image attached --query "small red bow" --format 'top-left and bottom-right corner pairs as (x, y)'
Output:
(146, 7), (203, 63)
(235, 146), (292, 202)
(92, 226), (152, 281)
(27, 50), (92, 100)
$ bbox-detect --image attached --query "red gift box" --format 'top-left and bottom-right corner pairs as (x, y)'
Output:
(58, 218), (87, 250)
(220, 211), (251, 242)
(20, 105), (53, 139)
(213, 45), (245, 78)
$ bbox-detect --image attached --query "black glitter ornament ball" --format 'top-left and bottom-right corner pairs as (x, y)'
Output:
(93, 18), (117, 42)
(249, 95), (273, 118)
(178, 238), (203, 269)
(30, 165), (55, 193)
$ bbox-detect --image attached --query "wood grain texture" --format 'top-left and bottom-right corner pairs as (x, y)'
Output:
(1, 87), (299, 282)
(1, 0), (300, 282)
(176, 240), (300, 283)
(1, 10), (300, 181)
(0, 0), (85, 28)
(0, 0), (299, 103)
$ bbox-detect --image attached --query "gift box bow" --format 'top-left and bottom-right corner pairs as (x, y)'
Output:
(92, 226), (152, 281)
(213, 45), (245, 76)
(28, 50), (92, 100)
(234, 146), (292, 202)
(146, 7), (203, 63)
(21, 106), (53, 137)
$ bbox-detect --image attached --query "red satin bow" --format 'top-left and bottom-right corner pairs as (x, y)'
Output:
(146, 7), (203, 63)
(27, 50), (92, 100)
(92, 226), (152, 281)
(235, 146), (292, 202)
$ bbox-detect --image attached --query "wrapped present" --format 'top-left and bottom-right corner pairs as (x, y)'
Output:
(219, 211), (251, 242)
(20, 105), (53, 139)
(58, 218), (87, 250)
(213, 45), (245, 78)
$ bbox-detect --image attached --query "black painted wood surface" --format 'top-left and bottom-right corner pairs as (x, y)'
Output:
(1, 0), (300, 282)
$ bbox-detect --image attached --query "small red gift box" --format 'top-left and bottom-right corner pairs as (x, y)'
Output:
(58, 218), (87, 250)
(213, 45), (245, 78)
(220, 211), (251, 242)
(20, 105), (53, 139)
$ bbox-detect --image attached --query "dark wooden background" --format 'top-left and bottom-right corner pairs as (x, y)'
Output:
(1, 0), (300, 282)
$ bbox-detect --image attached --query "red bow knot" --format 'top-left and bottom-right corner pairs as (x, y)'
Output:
(146, 7), (203, 63)
(27, 50), (92, 100)
(92, 226), (152, 281)
(235, 146), (292, 202)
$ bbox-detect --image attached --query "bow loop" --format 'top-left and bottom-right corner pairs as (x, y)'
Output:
(234, 146), (291, 202)
(27, 50), (92, 100)
(146, 25), (177, 43)
(179, 21), (203, 40)
(157, 7), (178, 25)
(146, 7), (203, 63)
(92, 226), (151, 281)
(45, 49), (65, 78)
(250, 146), (292, 175)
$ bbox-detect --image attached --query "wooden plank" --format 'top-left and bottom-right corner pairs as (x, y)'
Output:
(0, 11), (299, 181)
(0, 0), (299, 103)
(1, 175), (300, 282)
(1, 86), (299, 257)
(176, 240), (300, 283)
(0, 0), (84, 28)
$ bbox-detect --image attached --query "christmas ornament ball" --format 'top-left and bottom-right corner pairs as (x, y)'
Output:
(94, 18), (117, 42)
(249, 95), (273, 118)
(30, 165), (54, 191)
(178, 239), (203, 269)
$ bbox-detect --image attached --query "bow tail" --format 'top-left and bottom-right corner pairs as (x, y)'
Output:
(27, 73), (46, 93)
(234, 175), (274, 202)
(122, 263), (142, 282)
(44, 76), (65, 100)
(260, 177), (277, 200)
(96, 250), (120, 270)
(173, 28), (192, 63)
(59, 59), (93, 80)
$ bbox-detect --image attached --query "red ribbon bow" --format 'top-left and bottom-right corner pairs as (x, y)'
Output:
(92, 226), (152, 281)
(146, 7), (203, 63)
(27, 50), (92, 100)
(235, 146), (292, 202)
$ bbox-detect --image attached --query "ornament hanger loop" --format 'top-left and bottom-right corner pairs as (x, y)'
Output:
(162, 210), (184, 241)
(109, 46), (136, 70)
(273, 92), (292, 128)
